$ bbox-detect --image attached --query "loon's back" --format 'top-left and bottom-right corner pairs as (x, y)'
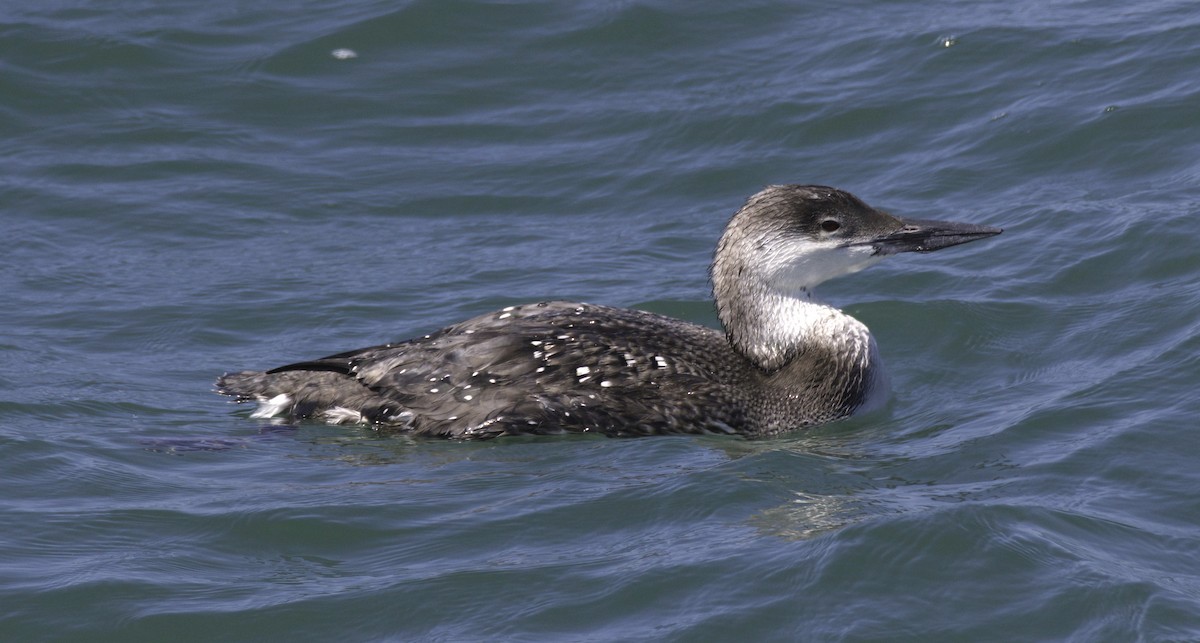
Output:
(218, 301), (779, 439)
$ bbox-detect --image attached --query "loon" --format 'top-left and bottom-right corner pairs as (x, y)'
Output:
(217, 185), (1001, 439)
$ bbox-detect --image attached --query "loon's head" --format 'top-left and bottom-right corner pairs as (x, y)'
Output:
(711, 185), (1002, 371)
(713, 184), (1002, 297)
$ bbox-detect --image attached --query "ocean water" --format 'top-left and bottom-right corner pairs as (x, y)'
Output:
(4, 0), (1200, 640)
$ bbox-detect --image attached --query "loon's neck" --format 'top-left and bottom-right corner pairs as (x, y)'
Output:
(715, 282), (875, 374)
(710, 241), (886, 423)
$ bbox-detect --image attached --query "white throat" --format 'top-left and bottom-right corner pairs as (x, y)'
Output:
(764, 239), (884, 292)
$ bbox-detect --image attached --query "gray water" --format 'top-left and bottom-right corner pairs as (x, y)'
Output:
(4, 1), (1200, 640)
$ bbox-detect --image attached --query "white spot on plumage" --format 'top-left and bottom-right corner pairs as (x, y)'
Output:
(251, 393), (291, 419)
(654, 355), (668, 369)
(600, 380), (613, 387)
(503, 306), (515, 312)
(707, 420), (737, 434)
(321, 406), (364, 424)
(430, 388), (439, 393)
(576, 366), (590, 376)
(386, 410), (414, 423)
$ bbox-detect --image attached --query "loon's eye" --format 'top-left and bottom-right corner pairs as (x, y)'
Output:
(820, 219), (841, 233)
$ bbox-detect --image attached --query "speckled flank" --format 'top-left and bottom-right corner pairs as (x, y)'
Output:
(217, 185), (1000, 439)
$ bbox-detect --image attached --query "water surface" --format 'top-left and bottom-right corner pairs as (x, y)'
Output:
(4, 1), (1200, 640)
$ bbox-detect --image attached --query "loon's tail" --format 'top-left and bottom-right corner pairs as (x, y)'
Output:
(215, 370), (412, 427)
(215, 370), (274, 401)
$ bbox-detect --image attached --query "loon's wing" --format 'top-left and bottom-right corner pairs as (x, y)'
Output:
(217, 301), (749, 438)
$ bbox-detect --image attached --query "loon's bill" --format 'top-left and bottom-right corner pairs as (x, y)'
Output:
(217, 184), (1002, 439)
(846, 217), (1003, 255)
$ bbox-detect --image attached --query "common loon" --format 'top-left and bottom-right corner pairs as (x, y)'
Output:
(217, 185), (1001, 439)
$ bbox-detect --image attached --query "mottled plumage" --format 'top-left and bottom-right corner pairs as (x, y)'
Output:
(217, 185), (1001, 439)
